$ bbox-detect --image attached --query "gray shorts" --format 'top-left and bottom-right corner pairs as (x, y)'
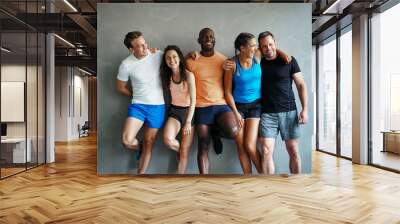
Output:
(260, 110), (300, 141)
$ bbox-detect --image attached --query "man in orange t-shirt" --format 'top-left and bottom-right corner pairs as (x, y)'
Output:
(186, 28), (239, 174)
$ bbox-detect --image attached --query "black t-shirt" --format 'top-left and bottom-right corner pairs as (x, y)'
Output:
(260, 56), (301, 113)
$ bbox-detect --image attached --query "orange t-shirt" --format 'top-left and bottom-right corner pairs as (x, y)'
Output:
(186, 51), (227, 107)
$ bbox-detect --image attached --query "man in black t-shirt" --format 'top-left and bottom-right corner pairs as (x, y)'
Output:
(258, 31), (308, 174)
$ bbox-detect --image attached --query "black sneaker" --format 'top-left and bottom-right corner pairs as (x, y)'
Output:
(211, 126), (223, 155)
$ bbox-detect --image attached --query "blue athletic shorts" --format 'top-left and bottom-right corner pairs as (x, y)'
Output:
(127, 104), (166, 129)
(194, 105), (232, 125)
(259, 110), (300, 140)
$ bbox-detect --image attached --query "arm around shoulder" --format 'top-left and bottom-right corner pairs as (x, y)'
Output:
(255, 49), (262, 63)
(185, 71), (196, 124)
(186, 71), (196, 102)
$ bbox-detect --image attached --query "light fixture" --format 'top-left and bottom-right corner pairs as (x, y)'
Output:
(322, 0), (354, 15)
(76, 48), (86, 55)
(322, 0), (342, 14)
(77, 67), (92, 76)
(54, 34), (75, 48)
(63, 0), (78, 12)
(1, 47), (11, 53)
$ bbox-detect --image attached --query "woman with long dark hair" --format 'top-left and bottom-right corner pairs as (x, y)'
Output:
(160, 45), (196, 174)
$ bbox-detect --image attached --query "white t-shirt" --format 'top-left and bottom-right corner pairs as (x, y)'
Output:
(117, 50), (164, 105)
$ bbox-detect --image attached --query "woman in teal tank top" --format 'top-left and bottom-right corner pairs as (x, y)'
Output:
(224, 32), (290, 174)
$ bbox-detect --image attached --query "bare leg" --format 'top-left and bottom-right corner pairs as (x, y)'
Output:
(234, 126), (252, 174)
(197, 124), (211, 174)
(138, 126), (159, 174)
(163, 118), (181, 152)
(215, 111), (239, 139)
(285, 139), (301, 174)
(121, 117), (144, 150)
(177, 126), (194, 174)
(260, 137), (276, 174)
(244, 118), (262, 173)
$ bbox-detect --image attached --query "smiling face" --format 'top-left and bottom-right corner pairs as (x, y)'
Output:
(129, 36), (148, 59)
(198, 28), (215, 52)
(259, 35), (277, 60)
(165, 49), (180, 70)
(240, 37), (257, 59)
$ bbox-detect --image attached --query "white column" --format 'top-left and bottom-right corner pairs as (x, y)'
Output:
(46, 33), (55, 163)
(352, 14), (369, 164)
(45, 1), (55, 163)
(312, 45), (317, 151)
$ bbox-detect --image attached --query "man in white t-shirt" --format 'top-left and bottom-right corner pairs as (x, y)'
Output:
(116, 31), (165, 174)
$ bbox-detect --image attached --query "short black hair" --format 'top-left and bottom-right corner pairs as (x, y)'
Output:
(124, 31), (142, 49)
(198, 27), (214, 43)
(234, 32), (255, 52)
(199, 28), (213, 37)
(258, 31), (275, 44)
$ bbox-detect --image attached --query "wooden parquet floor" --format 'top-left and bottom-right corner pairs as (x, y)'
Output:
(1, 135), (400, 223)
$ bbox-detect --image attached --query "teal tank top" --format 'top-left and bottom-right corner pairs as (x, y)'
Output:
(232, 57), (262, 103)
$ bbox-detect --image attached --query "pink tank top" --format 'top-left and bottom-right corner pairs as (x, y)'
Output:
(170, 79), (190, 107)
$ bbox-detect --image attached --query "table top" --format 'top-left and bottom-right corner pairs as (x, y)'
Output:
(1, 138), (27, 143)
(381, 131), (400, 134)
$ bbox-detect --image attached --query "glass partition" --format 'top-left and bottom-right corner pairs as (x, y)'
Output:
(0, 1), (46, 179)
(339, 28), (352, 158)
(317, 36), (337, 155)
(1, 30), (28, 177)
(370, 3), (400, 171)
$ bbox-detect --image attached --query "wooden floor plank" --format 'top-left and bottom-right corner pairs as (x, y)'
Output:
(1, 135), (400, 223)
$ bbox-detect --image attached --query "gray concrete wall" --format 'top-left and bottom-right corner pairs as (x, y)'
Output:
(97, 3), (313, 174)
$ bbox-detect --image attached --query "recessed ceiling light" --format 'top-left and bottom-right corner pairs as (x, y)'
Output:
(1, 47), (11, 53)
(322, 0), (354, 15)
(77, 67), (92, 76)
(63, 0), (78, 12)
(54, 34), (75, 48)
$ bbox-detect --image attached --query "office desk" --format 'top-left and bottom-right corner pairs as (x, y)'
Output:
(1, 138), (31, 163)
(382, 131), (400, 154)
